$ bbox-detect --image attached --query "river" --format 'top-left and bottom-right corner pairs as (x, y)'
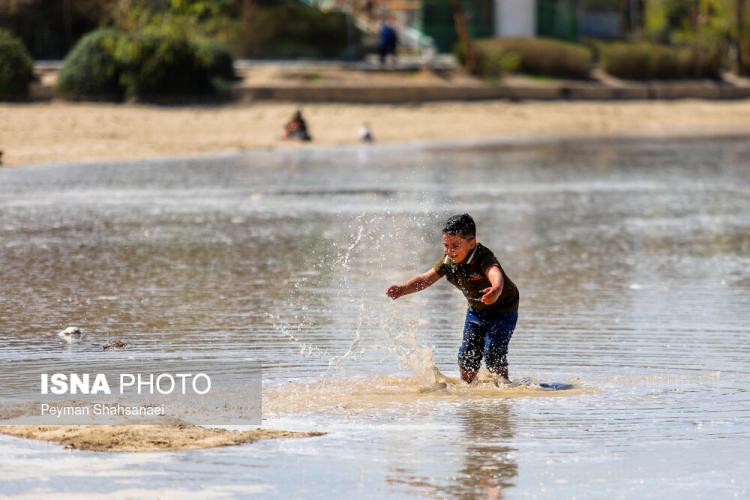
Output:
(0, 137), (748, 498)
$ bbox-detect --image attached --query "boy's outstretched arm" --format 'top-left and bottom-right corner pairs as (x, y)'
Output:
(386, 268), (442, 300)
(480, 265), (504, 305)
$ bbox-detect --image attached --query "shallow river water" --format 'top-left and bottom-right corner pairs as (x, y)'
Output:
(0, 137), (749, 498)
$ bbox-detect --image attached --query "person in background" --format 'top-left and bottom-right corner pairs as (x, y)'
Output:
(378, 20), (398, 65)
(284, 110), (312, 142)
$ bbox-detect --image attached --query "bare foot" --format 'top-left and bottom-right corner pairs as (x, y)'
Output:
(460, 369), (477, 384)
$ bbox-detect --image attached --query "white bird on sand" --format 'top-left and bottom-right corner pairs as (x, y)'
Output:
(358, 123), (373, 143)
(58, 326), (84, 343)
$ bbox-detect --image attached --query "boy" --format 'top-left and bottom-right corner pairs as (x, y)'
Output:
(385, 214), (520, 385)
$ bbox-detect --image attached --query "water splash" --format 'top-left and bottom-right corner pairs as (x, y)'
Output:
(327, 220), (367, 369)
(267, 211), (449, 382)
(266, 312), (331, 360)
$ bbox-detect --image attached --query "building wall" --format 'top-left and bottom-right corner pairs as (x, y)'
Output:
(495, 0), (536, 37)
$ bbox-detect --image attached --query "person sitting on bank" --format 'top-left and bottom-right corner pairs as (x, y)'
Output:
(284, 110), (312, 142)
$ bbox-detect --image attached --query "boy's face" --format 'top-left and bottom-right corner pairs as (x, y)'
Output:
(442, 233), (476, 264)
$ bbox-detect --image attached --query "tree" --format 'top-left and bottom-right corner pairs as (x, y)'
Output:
(449, 0), (476, 73)
(738, 0), (749, 74)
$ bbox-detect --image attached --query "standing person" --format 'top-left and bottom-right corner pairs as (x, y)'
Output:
(385, 214), (520, 385)
(284, 109), (312, 142)
(378, 21), (398, 65)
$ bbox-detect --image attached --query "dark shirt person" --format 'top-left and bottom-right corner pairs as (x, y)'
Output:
(386, 214), (520, 385)
(284, 110), (312, 142)
(378, 22), (398, 64)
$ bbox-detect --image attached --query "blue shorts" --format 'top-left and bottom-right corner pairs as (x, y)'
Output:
(458, 308), (518, 372)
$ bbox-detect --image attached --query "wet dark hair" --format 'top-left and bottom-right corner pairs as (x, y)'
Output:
(442, 213), (476, 239)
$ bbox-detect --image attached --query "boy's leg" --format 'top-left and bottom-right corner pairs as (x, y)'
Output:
(484, 310), (518, 382)
(458, 309), (485, 383)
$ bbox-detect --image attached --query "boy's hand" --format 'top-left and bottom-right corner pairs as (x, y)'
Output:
(386, 285), (403, 300)
(480, 286), (500, 305)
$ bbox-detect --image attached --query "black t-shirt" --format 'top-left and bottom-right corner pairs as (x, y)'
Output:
(433, 242), (519, 313)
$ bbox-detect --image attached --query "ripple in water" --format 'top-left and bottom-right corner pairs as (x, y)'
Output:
(0, 137), (749, 498)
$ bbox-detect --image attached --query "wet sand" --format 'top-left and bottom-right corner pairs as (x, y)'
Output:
(0, 423), (323, 452)
(263, 372), (591, 417)
(2, 100), (750, 166)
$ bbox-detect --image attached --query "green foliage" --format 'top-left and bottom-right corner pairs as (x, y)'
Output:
(58, 28), (236, 101)
(600, 42), (723, 80)
(113, 0), (242, 47)
(479, 52), (521, 80)
(580, 37), (605, 63)
(196, 39), (237, 81)
(115, 5), (198, 38)
(237, 3), (361, 59)
(460, 37), (592, 80)
(117, 31), (213, 99)
(0, 28), (34, 100)
(111, 1), (363, 59)
(644, 0), (735, 44)
(166, 0), (237, 20)
(4, 0), (364, 62)
(454, 41), (519, 80)
(0, 0), (115, 58)
(58, 29), (124, 101)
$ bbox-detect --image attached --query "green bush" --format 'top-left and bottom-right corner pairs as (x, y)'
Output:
(118, 31), (213, 99)
(196, 39), (237, 81)
(0, 29), (34, 100)
(601, 42), (723, 80)
(237, 3), (361, 59)
(58, 29), (124, 101)
(685, 42), (724, 78)
(58, 28), (236, 101)
(460, 37), (592, 79)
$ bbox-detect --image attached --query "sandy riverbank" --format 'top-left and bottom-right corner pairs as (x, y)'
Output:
(0, 423), (323, 452)
(2, 99), (750, 167)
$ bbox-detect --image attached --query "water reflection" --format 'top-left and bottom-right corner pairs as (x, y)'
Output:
(386, 401), (517, 498)
(453, 402), (518, 498)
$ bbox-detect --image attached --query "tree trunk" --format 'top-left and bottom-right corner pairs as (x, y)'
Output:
(449, 0), (477, 74)
(738, 0), (749, 75)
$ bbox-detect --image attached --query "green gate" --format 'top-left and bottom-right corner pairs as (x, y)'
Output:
(537, 0), (579, 40)
(419, 0), (494, 53)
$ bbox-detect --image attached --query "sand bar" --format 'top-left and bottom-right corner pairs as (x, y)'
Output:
(0, 423), (324, 452)
(2, 100), (750, 167)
